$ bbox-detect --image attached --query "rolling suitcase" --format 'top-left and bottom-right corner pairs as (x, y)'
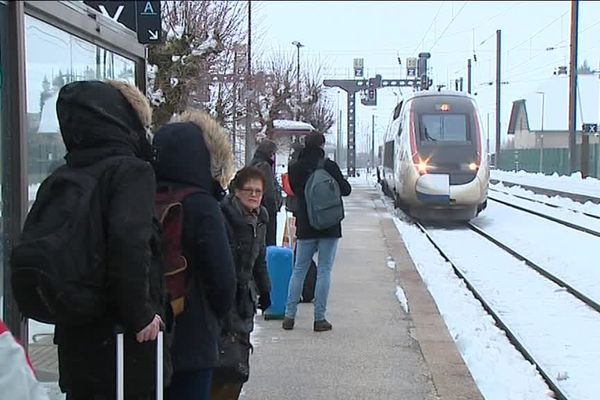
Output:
(116, 330), (163, 400)
(264, 246), (294, 320)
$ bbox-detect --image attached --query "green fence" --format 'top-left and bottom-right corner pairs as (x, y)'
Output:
(497, 144), (600, 178)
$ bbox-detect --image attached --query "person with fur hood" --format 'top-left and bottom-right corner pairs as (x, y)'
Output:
(52, 80), (168, 399)
(152, 111), (237, 400)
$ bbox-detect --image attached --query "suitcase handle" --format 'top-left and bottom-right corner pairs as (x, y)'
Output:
(116, 330), (164, 400)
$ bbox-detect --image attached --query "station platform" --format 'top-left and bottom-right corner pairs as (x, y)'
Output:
(240, 180), (483, 400)
(35, 180), (482, 400)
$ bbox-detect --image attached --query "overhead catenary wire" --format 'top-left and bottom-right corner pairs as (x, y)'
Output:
(429, 1), (469, 52)
(411, 1), (445, 56)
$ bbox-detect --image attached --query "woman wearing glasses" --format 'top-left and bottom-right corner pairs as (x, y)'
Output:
(211, 166), (272, 400)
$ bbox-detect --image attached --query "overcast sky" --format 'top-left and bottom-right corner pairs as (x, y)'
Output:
(255, 1), (600, 152)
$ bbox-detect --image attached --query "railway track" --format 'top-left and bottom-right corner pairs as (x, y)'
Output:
(487, 192), (600, 238)
(489, 179), (600, 205)
(489, 187), (600, 220)
(415, 217), (600, 400)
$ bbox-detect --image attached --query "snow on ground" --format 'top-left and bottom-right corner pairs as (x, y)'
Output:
(490, 182), (600, 218)
(489, 188), (600, 231)
(390, 213), (555, 400)
(492, 169), (600, 199)
(424, 224), (600, 400)
(472, 201), (600, 305)
(395, 286), (409, 313)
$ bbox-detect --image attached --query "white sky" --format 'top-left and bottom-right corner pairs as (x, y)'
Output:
(255, 1), (600, 152)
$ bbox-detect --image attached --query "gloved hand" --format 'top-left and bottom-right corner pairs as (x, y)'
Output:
(258, 292), (271, 311)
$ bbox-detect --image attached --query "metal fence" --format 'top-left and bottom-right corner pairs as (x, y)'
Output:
(497, 144), (600, 178)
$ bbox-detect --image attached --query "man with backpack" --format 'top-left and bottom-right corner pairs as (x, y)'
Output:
(11, 80), (168, 399)
(249, 139), (282, 246)
(282, 133), (351, 332)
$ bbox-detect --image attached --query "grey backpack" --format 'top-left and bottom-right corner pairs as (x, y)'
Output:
(304, 158), (344, 230)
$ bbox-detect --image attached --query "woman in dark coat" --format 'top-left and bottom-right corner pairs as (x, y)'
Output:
(210, 167), (272, 400)
(153, 110), (237, 400)
(53, 80), (167, 399)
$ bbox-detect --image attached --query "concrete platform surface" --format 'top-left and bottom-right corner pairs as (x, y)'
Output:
(35, 180), (482, 400)
(240, 181), (482, 400)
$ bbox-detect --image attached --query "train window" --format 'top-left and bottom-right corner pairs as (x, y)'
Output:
(419, 114), (469, 142)
(383, 141), (394, 169)
(392, 101), (403, 120)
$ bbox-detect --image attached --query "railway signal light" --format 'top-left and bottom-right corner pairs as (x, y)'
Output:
(362, 77), (377, 105)
(368, 87), (376, 101)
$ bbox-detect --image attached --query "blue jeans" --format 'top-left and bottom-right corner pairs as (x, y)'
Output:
(169, 368), (213, 400)
(285, 238), (339, 321)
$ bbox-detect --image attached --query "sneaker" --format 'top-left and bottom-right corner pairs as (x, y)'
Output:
(282, 317), (295, 330)
(313, 319), (332, 332)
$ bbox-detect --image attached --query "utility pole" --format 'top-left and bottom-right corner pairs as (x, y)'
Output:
(244, 0), (253, 165)
(568, 0), (579, 172)
(467, 58), (472, 94)
(371, 114), (375, 171)
(232, 50), (238, 161)
(495, 29), (502, 166)
(337, 109), (343, 166)
(292, 41), (304, 121)
(486, 113), (490, 158)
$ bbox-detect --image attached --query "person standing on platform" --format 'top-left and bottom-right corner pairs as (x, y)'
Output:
(153, 110), (237, 400)
(282, 133), (351, 332)
(249, 139), (282, 246)
(211, 166), (272, 400)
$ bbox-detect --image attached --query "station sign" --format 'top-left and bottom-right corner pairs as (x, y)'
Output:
(84, 1), (162, 44)
(136, 1), (162, 44)
(583, 123), (598, 134)
(406, 57), (417, 77)
(353, 58), (364, 78)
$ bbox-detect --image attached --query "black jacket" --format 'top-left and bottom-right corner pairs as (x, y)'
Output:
(220, 196), (271, 336)
(289, 146), (352, 239)
(153, 115), (236, 372)
(52, 80), (167, 396)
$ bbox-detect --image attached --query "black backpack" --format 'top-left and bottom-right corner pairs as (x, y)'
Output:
(10, 156), (126, 325)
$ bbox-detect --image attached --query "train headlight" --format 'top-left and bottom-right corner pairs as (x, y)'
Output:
(417, 161), (428, 174)
(468, 162), (479, 171)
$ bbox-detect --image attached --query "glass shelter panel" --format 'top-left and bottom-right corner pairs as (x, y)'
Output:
(24, 14), (136, 343)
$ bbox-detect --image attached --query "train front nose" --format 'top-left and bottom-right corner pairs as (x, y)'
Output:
(415, 173), (482, 205)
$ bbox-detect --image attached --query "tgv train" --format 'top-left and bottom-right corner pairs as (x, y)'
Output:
(378, 91), (489, 221)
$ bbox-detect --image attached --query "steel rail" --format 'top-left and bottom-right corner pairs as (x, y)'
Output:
(416, 220), (569, 400)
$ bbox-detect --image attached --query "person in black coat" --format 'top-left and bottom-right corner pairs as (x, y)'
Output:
(211, 166), (272, 400)
(283, 133), (351, 332)
(53, 80), (168, 399)
(249, 139), (281, 246)
(153, 110), (237, 400)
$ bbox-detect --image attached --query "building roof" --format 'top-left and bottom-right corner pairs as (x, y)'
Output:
(523, 74), (600, 131)
(271, 119), (316, 137)
(507, 99), (528, 135)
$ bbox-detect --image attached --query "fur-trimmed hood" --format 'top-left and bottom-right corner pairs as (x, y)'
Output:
(57, 80), (153, 164)
(153, 110), (234, 192)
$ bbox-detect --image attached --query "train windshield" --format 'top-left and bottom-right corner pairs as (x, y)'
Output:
(419, 114), (469, 142)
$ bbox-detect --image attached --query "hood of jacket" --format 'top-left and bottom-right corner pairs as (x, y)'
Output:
(251, 150), (274, 167)
(56, 80), (153, 165)
(298, 145), (325, 164)
(153, 110), (234, 193)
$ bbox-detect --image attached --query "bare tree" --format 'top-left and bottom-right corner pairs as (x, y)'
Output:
(298, 60), (335, 134)
(147, 1), (247, 126)
(251, 51), (334, 139)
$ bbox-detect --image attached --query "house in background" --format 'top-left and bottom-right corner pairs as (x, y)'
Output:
(506, 73), (600, 149)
